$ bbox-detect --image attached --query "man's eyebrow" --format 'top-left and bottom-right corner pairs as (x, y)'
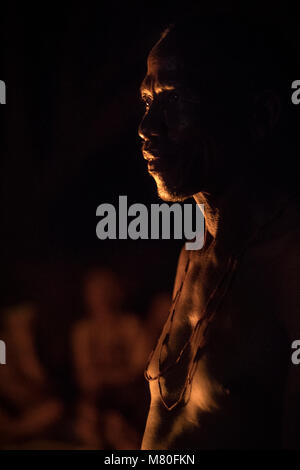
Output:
(140, 77), (179, 97)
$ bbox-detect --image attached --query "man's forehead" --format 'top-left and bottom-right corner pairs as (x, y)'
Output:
(140, 49), (184, 94)
(139, 34), (231, 97)
(148, 45), (181, 72)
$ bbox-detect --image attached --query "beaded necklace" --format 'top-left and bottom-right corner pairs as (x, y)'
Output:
(144, 192), (298, 411)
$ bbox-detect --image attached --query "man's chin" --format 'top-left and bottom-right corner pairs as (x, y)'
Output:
(153, 173), (194, 202)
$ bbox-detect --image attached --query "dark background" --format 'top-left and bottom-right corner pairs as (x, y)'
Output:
(0, 1), (298, 449)
(0, 2), (185, 449)
(0, 5), (182, 351)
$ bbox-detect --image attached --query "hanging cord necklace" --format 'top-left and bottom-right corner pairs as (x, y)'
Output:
(144, 191), (299, 411)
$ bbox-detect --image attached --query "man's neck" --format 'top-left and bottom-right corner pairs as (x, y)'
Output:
(193, 191), (221, 240)
(193, 175), (292, 254)
(193, 179), (246, 244)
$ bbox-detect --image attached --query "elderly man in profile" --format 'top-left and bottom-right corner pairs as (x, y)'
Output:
(138, 12), (300, 449)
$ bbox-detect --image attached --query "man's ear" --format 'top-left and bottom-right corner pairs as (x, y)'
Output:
(251, 90), (282, 140)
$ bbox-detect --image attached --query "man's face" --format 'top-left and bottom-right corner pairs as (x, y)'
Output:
(138, 34), (246, 201)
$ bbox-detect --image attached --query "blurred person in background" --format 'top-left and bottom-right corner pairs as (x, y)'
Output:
(71, 268), (150, 449)
(0, 304), (64, 448)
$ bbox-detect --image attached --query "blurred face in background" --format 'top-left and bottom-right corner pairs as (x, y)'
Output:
(84, 269), (124, 318)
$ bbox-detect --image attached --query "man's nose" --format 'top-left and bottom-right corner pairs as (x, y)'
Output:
(138, 105), (165, 141)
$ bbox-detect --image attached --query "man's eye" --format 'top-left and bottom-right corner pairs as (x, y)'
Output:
(142, 96), (152, 109)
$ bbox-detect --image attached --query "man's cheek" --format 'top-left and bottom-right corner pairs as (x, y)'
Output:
(166, 108), (194, 135)
(169, 125), (197, 146)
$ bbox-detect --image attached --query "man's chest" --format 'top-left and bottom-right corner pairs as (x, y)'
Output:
(144, 244), (290, 448)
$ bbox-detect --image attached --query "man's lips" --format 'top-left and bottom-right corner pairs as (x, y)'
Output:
(142, 143), (170, 172)
(143, 152), (170, 173)
(142, 147), (161, 161)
